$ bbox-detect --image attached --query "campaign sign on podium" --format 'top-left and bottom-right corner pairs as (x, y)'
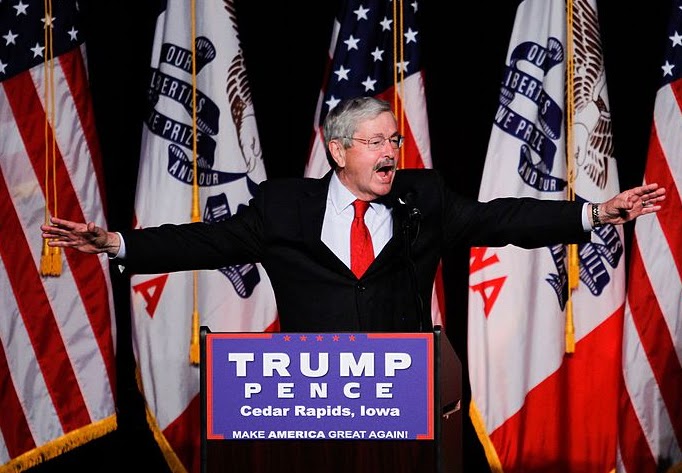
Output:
(204, 332), (434, 441)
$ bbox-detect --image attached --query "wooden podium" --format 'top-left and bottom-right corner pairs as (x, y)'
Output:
(200, 326), (461, 473)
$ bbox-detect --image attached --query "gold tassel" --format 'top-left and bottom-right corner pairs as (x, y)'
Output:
(50, 245), (62, 276)
(40, 239), (52, 276)
(189, 306), (200, 365)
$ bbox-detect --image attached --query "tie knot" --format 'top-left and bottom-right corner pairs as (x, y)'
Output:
(352, 199), (370, 219)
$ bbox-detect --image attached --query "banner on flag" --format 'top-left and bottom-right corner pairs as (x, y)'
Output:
(0, 1), (117, 471)
(468, 0), (624, 470)
(618, 1), (682, 470)
(306, 0), (444, 327)
(130, 1), (278, 471)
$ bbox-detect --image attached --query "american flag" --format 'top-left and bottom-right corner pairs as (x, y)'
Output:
(618, 1), (682, 470)
(305, 0), (444, 327)
(0, 0), (117, 471)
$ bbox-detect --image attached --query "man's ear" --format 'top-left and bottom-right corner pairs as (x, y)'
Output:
(328, 140), (346, 168)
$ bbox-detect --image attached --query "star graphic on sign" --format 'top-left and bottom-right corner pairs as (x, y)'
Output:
(3, 30), (18, 45)
(299, 335), (308, 341)
(316, 335), (324, 341)
(348, 335), (356, 341)
(31, 42), (45, 58)
(332, 335), (340, 342)
(283, 335), (291, 341)
(662, 60), (675, 76)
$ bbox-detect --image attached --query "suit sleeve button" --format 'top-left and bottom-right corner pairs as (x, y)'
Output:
(356, 284), (365, 292)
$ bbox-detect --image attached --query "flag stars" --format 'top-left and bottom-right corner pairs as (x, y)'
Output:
(411, 1), (419, 12)
(371, 47), (384, 62)
(0, 60), (7, 75)
(13, 0), (28, 15)
(662, 60), (675, 76)
(404, 28), (418, 44)
(344, 34), (360, 51)
(380, 17), (392, 31)
(42, 14), (56, 29)
(326, 95), (341, 111)
(362, 76), (377, 91)
(396, 60), (410, 73)
(68, 26), (78, 41)
(31, 42), (45, 58)
(3, 30), (18, 45)
(353, 5), (369, 20)
(334, 64), (350, 81)
(670, 31), (682, 47)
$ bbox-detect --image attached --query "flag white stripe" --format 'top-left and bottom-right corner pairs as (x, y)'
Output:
(654, 87), (682, 191)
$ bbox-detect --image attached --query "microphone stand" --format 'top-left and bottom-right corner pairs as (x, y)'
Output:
(402, 200), (431, 332)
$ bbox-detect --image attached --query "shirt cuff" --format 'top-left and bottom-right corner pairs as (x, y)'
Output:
(581, 203), (592, 231)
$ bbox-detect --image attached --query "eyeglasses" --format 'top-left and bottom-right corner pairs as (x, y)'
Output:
(345, 134), (404, 150)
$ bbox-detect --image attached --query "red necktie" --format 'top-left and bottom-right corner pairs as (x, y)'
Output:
(350, 199), (374, 278)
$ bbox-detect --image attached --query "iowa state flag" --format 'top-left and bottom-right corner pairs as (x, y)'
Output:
(0, 0), (117, 471)
(131, 1), (277, 471)
(468, 0), (624, 470)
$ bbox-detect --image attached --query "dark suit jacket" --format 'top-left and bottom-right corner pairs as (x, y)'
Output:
(121, 169), (590, 332)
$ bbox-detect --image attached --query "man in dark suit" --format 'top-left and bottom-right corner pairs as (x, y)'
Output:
(42, 96), (665, 332)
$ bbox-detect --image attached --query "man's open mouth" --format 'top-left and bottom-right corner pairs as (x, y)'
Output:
(373, 158), (396, 175)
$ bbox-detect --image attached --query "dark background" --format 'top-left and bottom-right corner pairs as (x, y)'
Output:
(27, 0), (671, 471)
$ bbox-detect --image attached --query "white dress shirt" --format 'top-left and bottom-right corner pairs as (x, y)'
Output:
(320, 172), (393, 269)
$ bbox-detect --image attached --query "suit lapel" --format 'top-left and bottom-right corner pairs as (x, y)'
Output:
(299, 172), (352, 275)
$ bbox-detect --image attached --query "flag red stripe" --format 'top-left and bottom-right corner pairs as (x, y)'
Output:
(0, 165), (90, 434)
(3, 74), (92, 430)
(0, 311), (36, 457)
(627, 241), (682, 444)
(644, 127), (682, 279)
(618, 374), (658, 473)
(59, 49), (108, 216)
(376, 89), (425, 170)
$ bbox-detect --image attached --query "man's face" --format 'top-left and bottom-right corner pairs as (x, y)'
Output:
(332, 111), (399, 201)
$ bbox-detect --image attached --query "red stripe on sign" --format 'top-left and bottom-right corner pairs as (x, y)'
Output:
(3, 73), (92, 431)
(490, 309), (623, 472)
(644, 127), (682, 280)
(0, 315), (36, 457)
(627, 241), (682, 445)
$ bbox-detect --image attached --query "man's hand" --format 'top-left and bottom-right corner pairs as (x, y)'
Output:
(41, 217), (121, 257)
(596, 183), (666, 226)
